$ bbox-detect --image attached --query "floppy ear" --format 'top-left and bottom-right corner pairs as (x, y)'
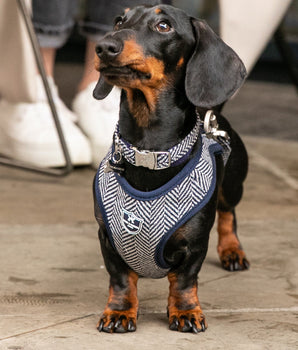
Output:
(93, 75), (113, 100)
(185, 19), (247, 108)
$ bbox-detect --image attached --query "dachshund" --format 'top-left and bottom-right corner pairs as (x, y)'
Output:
(93, 4), (249, 334)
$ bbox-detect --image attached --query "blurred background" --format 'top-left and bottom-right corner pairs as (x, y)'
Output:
(54, 0), (298, 141)
(57, 0), (298, 86)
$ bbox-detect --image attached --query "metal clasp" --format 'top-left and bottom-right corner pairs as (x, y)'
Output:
(204, 110), (230, 143)
(133, 148), (171, 170)
(112, 133), (123, 164)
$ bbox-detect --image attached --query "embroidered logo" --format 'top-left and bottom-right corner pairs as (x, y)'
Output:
(121, 209), (144, 235)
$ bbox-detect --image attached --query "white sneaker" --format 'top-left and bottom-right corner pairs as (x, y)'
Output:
(72, 82), (120, 168)
(0, 76), (92, 167)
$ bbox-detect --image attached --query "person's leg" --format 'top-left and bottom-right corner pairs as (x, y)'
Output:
(32, 0), (77, 46)
(0, 0), (92, 167)
(33, 0), (78, 76)
(40, 48), (56, 77)
(219, 0), (292, 74)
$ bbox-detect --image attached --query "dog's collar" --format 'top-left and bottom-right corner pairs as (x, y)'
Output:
(106, 110), (231, 172)
(112, 115), (202, 171)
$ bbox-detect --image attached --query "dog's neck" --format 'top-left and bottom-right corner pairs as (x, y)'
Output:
(115, 86), (199, 192)
(118, 87), (196, 152)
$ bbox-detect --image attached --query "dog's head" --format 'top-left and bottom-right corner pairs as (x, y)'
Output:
(93, 4), (246, 109)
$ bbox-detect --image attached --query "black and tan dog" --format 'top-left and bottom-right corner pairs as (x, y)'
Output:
(93, 4), (249, 334)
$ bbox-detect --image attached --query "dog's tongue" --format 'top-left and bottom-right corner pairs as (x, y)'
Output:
(93, 76), (113, 100)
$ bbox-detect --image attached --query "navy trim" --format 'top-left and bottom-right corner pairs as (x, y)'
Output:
(155, 142), (221, 269)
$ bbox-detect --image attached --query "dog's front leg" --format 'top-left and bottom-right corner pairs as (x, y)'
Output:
(97, 270), (139, 333)
(97, 229), (139, 333)
(167, 272), (207, 333)
(165, 192), (218, 333)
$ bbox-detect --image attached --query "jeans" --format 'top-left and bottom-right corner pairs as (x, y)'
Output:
(32, 0), (164, 48)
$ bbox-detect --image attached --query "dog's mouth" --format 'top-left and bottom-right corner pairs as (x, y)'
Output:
(99, 63), (152, 85)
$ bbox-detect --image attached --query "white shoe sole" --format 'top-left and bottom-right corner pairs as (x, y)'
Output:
(0, 126), (92, 167)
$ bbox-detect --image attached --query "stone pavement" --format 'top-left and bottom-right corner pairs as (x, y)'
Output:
(0, 80), (298, 349)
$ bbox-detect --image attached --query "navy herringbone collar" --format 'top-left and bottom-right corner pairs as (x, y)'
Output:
(114, 115), (202, 170)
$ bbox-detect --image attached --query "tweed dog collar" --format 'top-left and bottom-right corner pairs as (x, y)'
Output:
(104, 111), (230, 175)
(109, 114), (202, 171)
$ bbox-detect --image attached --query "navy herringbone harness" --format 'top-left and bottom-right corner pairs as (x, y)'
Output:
(95, 117), (228, 279)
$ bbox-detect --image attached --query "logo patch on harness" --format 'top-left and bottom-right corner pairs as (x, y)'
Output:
(121, 209), (144, 235)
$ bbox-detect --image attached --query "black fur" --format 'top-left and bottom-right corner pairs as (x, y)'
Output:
(93, 4), (249, 333)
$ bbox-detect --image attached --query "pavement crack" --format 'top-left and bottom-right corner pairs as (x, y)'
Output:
(200, 274), (232, 286)
(0, 313), (95, 341)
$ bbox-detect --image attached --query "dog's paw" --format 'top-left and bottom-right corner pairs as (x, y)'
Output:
(168, 308), (207, 333)
(219, 248), (250, 271)
(96, 311), (137, 333)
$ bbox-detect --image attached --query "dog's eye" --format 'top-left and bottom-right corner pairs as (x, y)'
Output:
(155, 21), (172, 33)
(114, 17), (123, 30)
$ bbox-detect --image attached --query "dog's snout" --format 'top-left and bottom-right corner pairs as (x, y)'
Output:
(96, 39), (123, 60)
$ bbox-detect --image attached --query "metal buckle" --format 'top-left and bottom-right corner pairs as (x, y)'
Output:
(133, 148), (171, 170)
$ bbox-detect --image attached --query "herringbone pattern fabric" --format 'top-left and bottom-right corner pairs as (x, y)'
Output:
(118, 117), (201, 169)
(96, 135), (220, 278)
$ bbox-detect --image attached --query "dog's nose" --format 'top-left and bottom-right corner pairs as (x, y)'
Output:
(95, 39), (122, 61)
